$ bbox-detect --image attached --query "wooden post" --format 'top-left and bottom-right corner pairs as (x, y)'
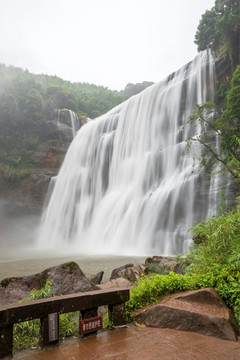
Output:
(0, 325), (13, 359)
(108, 303), (126, 326)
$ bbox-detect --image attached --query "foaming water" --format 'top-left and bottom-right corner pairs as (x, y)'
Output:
(38, 50), (224, 256)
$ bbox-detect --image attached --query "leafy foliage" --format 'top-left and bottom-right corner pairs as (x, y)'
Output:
(118, 81), (154, 99)
(127, 264), (240, 326)
(126, 272), (200, 319)
(194, 0), (240, 66)
(180, 205), (240, 325)
(186, 206), (240, 272)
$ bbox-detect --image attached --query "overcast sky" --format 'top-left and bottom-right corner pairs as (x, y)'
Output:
(0, 0), (215, 91)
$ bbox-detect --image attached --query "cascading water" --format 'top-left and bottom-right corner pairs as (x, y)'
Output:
(55, 109), (80, 139)
(38, 50), (223, 256)
(69, 110), (80, 138)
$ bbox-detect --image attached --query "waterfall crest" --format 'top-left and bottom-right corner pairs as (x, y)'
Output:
(38, 50), (220, 256)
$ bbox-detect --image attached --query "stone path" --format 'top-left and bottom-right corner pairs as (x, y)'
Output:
(14, 325), (240, 360)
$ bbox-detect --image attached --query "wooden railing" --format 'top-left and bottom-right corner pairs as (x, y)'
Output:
(0, 287), (130, 358)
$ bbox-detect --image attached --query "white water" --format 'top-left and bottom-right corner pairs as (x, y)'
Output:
(55, 109), (80, 138)
(69, 110), (80, 137)
(38, 50), (220, 256)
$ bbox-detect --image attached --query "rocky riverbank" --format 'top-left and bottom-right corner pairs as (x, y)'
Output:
(0, 259), (239, 343)
(0, 257), (182, 306)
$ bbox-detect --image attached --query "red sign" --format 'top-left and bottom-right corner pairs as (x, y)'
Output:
(79, 316), (103, 335)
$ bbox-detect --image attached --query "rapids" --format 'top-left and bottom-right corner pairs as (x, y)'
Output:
(38, 50), (225, 256)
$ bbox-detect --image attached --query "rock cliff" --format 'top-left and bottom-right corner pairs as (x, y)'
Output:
(0, 109), (86, 214)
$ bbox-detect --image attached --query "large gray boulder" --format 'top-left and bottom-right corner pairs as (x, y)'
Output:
(110, 263), (134, 279)
(110, 263), (147, 282)
(0, 261), (94, 305)
(85, 271), (104, 285)
(135, 287), (239, 341)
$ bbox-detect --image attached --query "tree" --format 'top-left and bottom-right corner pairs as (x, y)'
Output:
(194, 0), (240, 67)
(119, 81), (154, 99)
(194, 9), (220, 51)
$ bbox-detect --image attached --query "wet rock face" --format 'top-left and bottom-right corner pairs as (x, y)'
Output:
(0, 261), (94, 306)
(135, 287), (239, 341)
(0, 109), (83, 214)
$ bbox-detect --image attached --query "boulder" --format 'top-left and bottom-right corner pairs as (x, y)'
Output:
(135, 287), (239, 341)
(110, 263), (134, 279)
(110, 263), (147, 282)
(125, 264), (148, 282)
(96, 277), (132, 290)
(0, 261), (94, 306)
(85, 271), (104, 285)
(145, 256), (183, 275)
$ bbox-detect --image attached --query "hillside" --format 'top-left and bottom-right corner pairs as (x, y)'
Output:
(0, 65), (155, 211)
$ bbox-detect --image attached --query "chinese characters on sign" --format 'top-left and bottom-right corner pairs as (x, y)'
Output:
(48, 313), (59, 342)
(79, 316), (103, 335)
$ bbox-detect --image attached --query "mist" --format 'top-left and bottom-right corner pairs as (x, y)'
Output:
(0, 201), (40, 258)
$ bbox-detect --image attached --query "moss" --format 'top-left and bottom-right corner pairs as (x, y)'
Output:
(147, 263), (171, 275)
(64, 261), (79, 274)
(0, 277), (20, 288)
(38, 270), (49, 288)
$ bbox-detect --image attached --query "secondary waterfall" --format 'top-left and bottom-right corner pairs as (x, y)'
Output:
(38, 50), (222, 256)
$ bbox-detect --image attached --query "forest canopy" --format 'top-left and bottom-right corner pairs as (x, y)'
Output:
(194, 0), (240, 66)
(0, 64), (125, 170)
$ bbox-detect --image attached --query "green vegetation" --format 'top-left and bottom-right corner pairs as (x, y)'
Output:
(126, 266), (240, 326)
(0, 63), (125, 173)
(183, 206), (240, 325)
(194, 0), (239, 67)
(0, 63), (154, 184)
(126, 273), (200, 318)
(118, 81), (154, 99)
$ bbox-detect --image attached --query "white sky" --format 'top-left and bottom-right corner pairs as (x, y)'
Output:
(0, 0), (215, 90)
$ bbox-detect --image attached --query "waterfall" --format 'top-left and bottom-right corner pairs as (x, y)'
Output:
(69, 110), (80, 138)
(38, 50), (222, 256)
(53, 109), (80, 140)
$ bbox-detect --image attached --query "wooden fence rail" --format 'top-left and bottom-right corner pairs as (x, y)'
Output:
(0, 287), (130, 358)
